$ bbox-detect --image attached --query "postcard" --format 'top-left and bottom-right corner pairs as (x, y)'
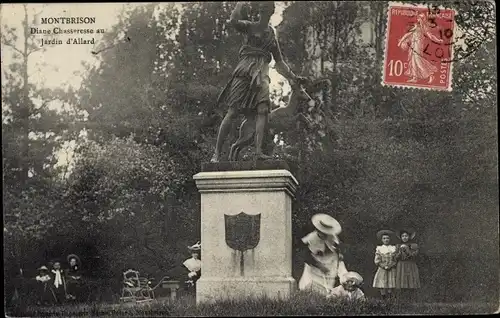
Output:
(2, 1), (498, 316)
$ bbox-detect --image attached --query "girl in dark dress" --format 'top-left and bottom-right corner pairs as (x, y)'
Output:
(395, 229), (421, 301)
(65, 254), (82, 301)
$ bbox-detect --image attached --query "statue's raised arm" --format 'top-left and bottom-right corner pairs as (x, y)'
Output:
(229, 2), (252, 33)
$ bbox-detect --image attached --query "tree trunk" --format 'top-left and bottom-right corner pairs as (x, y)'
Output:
(19, 5), (30, 185)
(163, 194), (177, 243)
(330, 3), (340, 109)
(163, 205), (170, 244)
(372, 3), (387, 119)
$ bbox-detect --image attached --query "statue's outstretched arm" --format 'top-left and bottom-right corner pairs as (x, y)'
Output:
(270, 36), (298, 82)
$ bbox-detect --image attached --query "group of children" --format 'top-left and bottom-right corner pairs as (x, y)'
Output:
(325, 228), (420, 302)
(32, 229), (419, 305)
(298, 214), (421, 302)
(35, 254), (83, 305)
(373, 228), (421, 300)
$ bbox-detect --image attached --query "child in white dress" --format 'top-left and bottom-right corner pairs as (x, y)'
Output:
(372, 230), (397, 300)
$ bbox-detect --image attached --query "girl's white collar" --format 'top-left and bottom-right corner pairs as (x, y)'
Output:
(376, 245), (396, 253)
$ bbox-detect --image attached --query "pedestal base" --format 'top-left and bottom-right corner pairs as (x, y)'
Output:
(193, 161), (299, 304)
(196, 276), (297, 304)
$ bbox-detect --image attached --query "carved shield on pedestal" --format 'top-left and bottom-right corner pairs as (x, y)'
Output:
(224, 212), (261, 252)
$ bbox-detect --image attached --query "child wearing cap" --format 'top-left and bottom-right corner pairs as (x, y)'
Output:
(327, 271), (366, 301)
(372, 230), (397, 300)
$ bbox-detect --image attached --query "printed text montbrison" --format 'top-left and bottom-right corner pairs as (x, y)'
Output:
(41, 17), (96, 24)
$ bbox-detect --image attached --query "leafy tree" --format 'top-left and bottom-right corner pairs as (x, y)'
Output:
(68, 2), (248, 275)
(59, 136), (197, 277)
(2, 4), (79, 270)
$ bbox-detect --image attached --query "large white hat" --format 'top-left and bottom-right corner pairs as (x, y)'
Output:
(341, 271), (363, 285)
(311, 214), (342, 236)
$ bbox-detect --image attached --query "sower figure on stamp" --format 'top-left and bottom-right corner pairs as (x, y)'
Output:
(210, 1), (306, 162)
(398, 13), (444, 84)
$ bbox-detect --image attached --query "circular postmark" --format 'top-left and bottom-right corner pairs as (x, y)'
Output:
(401, 5), (455, 65)
(405, 1), (495, 64)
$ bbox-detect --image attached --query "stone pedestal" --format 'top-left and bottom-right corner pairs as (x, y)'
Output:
(193, 161), (298, 303)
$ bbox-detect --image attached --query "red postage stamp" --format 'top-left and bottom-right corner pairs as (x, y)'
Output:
(382, 2), (456, 91)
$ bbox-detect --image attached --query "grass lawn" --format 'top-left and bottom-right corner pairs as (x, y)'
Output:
(7, 292), (498, 317)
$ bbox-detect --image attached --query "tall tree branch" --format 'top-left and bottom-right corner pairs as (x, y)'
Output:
(2, 42), (24, 56)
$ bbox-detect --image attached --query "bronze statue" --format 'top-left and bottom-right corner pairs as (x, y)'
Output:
(229, 79), (311, 161)
(228, 77), (333, 161)
(210, 1), (306, 163)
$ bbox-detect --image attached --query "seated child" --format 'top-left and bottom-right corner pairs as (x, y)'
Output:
(327, 271), (366, 301)
(35, 266), (56, 305)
